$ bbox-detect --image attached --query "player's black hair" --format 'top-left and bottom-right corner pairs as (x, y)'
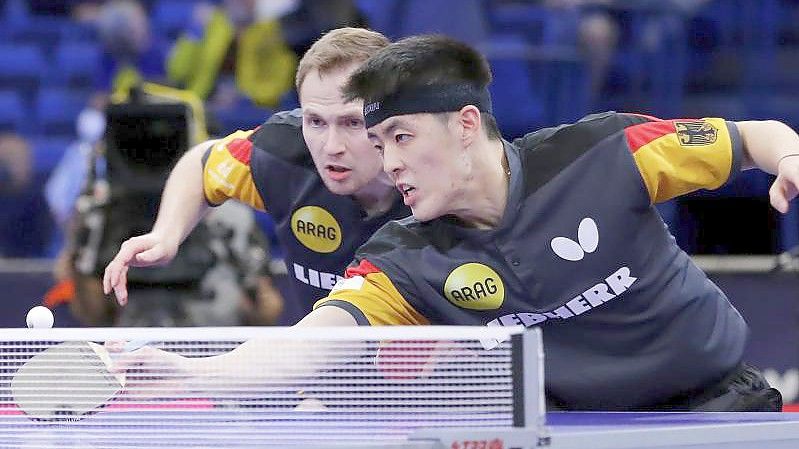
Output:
(343, 34), (501, 139)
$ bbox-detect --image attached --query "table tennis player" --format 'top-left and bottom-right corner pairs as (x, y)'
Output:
(116, 34), (798, 413)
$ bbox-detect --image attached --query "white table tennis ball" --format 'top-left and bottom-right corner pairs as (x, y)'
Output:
(26, 306), (54, 329)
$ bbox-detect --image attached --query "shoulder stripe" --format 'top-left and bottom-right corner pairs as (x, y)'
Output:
(227, 138), (253, 165)
(515, 112), (652, 196)
(625, 121), (675, 154)
(630, 117), (735, 203)
(346, 259), (382, 278)
(202, 130), (265, 210)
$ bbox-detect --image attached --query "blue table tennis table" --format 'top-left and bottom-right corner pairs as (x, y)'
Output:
(3, 409), (799, 449)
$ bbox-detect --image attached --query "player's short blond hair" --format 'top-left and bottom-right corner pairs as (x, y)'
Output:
(295, 28), (390, 92)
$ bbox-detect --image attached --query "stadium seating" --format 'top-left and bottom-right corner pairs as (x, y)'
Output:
(0, 44), (46, 102)
(151, 0), (196, 41)
(0, 90), (29, 134)
(394, 0), (489, 46)
(50, 41), (101, 89)
(355, 0), (401, 39)
(34, 87), (88, 139)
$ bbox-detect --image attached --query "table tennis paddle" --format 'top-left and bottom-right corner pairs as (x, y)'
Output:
(11, 340), (146, 421)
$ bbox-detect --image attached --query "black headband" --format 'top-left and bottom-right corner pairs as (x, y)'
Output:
(363, 84), (493, 128)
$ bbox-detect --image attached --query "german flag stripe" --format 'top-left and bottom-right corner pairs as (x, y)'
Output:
(227, 138), (253, 165)
(202, 130), (266, 210)
(346, 259), (382, 278)
(629, 118), (733, 203)
(625, 120), (676, 154)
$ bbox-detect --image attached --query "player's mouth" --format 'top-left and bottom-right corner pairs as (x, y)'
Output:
(397, 182), (417, 205)
(326, 164), (352, 181)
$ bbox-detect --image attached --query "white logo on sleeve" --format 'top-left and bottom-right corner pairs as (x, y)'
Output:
(215, 160), (235, 179)
(550, 217), (599, 261)
(331, 275), (365, 293)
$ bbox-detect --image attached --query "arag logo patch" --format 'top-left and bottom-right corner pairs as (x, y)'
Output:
(291, 206), (342, 253)
(444, 263), (505, 310)
(676, 121), (717, 146)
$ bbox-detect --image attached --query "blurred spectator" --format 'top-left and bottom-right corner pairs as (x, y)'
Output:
(532, 0), (618, 106)
(0, 133), (31, 194)
(27, 0), (92, 16)
(0, 133), (54, 258)
(69, 0), (102, 22)
(44, 107), (106, 231)
(166, 0), (297, 110)
(572, 2), (619, 102)
(95, 0), (168, 104)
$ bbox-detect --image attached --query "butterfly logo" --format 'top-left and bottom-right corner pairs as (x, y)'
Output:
(550, 217), (599, 261)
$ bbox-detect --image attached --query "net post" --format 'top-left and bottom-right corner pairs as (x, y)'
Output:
(511, 328), (546, 431)
(394, 327), (549, 448)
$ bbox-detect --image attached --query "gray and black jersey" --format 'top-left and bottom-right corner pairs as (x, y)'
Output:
(202, 109), (409, 313)
(317, 111), (748, 410)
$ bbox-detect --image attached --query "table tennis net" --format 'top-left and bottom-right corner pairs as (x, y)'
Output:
(0, 326), (529, 447)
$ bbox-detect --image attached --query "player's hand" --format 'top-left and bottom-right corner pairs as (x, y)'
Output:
(770, 156), (799, 213)
(109, 344), (194, 398)
(102, 233), (178, 305)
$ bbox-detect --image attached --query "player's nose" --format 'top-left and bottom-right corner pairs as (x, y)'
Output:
(382, 145), (403, 176)
(322, 126), (346, 156)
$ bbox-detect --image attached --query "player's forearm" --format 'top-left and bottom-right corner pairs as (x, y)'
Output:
(737, 120), (799, 172)
(185, 339), (331, 381)
(150, 141), (216, 246)
(185, 307), (358, 380)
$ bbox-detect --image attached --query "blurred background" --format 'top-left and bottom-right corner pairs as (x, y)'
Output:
(1, 0), (799, 403)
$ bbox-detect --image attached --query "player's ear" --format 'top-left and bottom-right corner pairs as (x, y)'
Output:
(457, 105), (482, 147)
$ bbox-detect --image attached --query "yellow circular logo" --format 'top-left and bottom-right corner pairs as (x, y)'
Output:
(444, 263), (505, 310)
(291, 206), (342, 253)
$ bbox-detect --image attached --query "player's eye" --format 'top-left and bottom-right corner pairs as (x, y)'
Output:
(374, 144), (384, 156)
(346, 118), (364, 129)
(307, 117), (324, 128)
(395, 134), (411, 143)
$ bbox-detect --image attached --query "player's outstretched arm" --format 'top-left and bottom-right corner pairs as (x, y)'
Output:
(736, 120), (799, 214)
(102, 140), (217, 305)
(110, 306), (358, 394)
(189, 306), (358, 378)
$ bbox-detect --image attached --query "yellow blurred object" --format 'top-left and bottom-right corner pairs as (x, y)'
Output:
(166, 9), (296, 108)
